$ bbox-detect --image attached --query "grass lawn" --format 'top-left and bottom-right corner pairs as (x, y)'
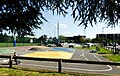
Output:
(97, 48), (113, 54)
(0, 43), (38, 47)
(96, 47), (120, 62)
(103, 54), (120, 62)
(0, 67), (113, 76)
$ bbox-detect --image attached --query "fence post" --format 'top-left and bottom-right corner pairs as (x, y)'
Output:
(118, 49), (120, 54)
(58, 59), (62, 73)
(9, 56), (13, 68)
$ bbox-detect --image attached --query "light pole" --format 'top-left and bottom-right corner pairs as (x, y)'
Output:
(102, 27), (108, 39)
(102, 27), (108, 47)
(54, 25), (56, 37)
(57, 21), (59, 39)
(102, 27), (108, 34)
(13, 29), (16, 47)
(113, 34), (116, 53)
(57, 21), (60, 46)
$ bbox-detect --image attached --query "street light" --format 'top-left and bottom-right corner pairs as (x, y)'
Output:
(102, 27), (108, 47)
(113, 34), (116, 53)
(102, 27), (108, 34)
(13, 28), (16, 47)
(57, 21), (59, 39)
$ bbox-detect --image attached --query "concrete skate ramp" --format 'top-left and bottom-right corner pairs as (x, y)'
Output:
(29, 47), (44, 51)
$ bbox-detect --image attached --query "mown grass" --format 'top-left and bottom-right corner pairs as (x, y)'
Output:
(103, 54), (120, 62)
(96, 47), (120, 62)
(97, 48), (113, 54)
(0, 43), (38, 47)
(0, 67), (114, 76)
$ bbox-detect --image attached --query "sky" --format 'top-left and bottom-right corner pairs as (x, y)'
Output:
(33, 10), (120, 39)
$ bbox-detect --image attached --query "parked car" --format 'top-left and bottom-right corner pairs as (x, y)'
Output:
(68, 43), (76, 48)
(87, 43), (95, 46)
(90, 49), (96, 53)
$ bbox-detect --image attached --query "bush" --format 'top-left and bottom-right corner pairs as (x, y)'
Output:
(97, 48), (113, 54)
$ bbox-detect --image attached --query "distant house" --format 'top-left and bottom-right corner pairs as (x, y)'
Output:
(96, 34), (120, 40)
(66, 35), (86, 43)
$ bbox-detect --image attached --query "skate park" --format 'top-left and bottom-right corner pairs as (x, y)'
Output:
(0, 45), (120, 75)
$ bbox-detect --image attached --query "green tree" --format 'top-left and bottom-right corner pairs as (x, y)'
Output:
(39, 35), (47, 45)
(59, 35), (67, 43)
(16, 37), (30, 43)
(84, 38), (91, 43)
(5, 36), (12, 43)
(80, 37), (85, 43)
(92, 37), (102, 43)
(0, 0), (119, 36)
(0, 0), (46, 36)
(47, 37), (54, 44)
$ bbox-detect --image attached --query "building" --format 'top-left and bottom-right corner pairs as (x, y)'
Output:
(96, 34), (120, 41)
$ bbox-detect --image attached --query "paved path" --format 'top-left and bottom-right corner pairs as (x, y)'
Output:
(71, 49), (120, 75)
(0, 46), (120, 75)
(18, 48), (120, 75)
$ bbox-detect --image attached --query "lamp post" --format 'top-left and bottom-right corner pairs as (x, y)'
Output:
(102, 27), (108, 34)
(102, 27), (108, 47)
(57, 21), (59, 39)
(13, 29), (16, 47)
(57, 21), (60, 46)
(102, 27), (108, 40)
(113, 34), (116, 53)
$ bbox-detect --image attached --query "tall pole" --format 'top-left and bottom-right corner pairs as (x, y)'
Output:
(57, 21), (59, 39)
(13, 29), (16, 47)
(102, 27), (105, 34)
(113, 34), (116, 53)
(54, 26), (56, 37)
(102, 27), (108, 47)
(102, 27), (108, 34)
(102, 27), (104, 34)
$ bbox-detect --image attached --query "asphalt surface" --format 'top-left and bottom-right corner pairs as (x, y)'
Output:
(0, 46), (120, 75)
(18, 48), (120, 75)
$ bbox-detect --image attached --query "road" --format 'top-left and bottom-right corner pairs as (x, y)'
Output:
(16, 49), (120, 75)
(71, 49), (120, 74)
(0, 47), (120, 75)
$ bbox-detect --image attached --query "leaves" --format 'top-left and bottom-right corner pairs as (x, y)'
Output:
(0, 0), (120, 36)
(70, 0), (120, 28)
(0, 0), (45, 37)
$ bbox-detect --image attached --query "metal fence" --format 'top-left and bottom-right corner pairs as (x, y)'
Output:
(0, 55), (120, 73)
(105, 46), (120, 54)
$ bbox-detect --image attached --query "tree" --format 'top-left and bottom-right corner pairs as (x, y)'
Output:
(79, 37), (85, 43)
(59, 35), (67, 43)
(47, 37), (54, 44)
(84, 38), (91, 43)
(0, 0), (119, 36)
(71, 0), (120, 27)
(39, 35), (47, 45)
(0, 0), (46, 36)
